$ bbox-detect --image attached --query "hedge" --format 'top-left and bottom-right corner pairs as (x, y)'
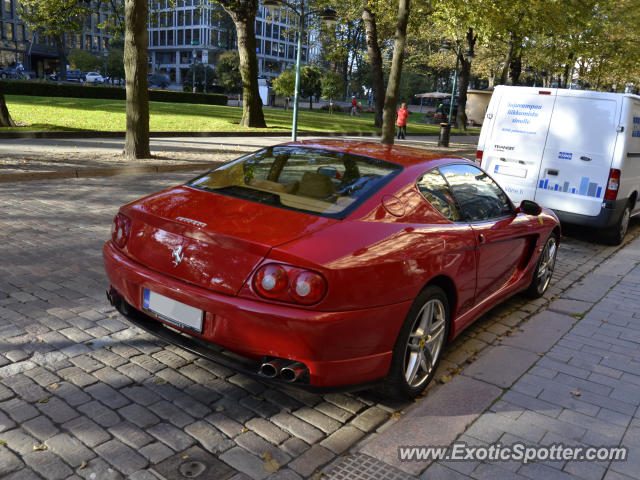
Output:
(0, 80), (228, 106)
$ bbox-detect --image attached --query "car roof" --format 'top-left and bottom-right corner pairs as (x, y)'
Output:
(281, 139), (470, 168)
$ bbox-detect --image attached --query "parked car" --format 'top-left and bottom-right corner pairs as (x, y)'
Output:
(0, 65), (33, 80)
(104, 140), (560, 399)
(85, 72), (104, 84)
(49, 70), (86, 82)
(148, 73), (170, 89)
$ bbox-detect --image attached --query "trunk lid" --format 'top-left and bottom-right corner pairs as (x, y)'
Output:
(121, 186), (337, 296)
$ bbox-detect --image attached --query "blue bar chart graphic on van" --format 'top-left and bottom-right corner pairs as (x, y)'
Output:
(538, 177), (603, 198)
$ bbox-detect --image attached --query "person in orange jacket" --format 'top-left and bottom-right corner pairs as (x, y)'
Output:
(396, 103), (410, 139)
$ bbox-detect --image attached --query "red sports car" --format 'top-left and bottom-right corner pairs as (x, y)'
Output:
(104, 140), (559, 398)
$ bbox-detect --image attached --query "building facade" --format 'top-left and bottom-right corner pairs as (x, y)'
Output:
(0, 0), (112, 77)
(148, 0), (313, 84)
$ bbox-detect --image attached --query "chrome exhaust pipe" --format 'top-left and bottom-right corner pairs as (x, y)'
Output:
(280, 362), (307, 383)
(259, 359), (287, 378)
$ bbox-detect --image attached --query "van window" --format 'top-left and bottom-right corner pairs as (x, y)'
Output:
(439, 164), (513, 221)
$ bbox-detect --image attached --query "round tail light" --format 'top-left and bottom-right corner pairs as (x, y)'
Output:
(254, 264), (288, 298)
(290, 271), (327, 305)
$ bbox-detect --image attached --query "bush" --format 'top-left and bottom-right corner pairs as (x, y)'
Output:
(0, 79), (228, 106)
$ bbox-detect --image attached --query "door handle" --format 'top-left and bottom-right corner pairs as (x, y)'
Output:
(546, 169), (559, 176)
(478, 233), (486, 244)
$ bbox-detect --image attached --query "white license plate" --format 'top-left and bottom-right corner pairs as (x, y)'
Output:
(143, 289), (203, 333)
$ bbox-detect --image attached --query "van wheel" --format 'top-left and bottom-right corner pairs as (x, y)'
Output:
(382, 286), (449, 399)
(605, 204), (630, 246)
(526, 233), (558, 298)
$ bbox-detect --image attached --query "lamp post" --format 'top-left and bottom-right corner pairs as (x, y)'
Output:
(192, 49), (197, 93)
(103, 49), (108, 83)
(262, 0), (336, 141)
(448, 44), (461, 125)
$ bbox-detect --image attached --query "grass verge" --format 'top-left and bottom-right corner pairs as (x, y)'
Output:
(1, 95), (478, 135)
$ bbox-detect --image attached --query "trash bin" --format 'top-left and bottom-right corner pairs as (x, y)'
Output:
(438, 123), (451, 147)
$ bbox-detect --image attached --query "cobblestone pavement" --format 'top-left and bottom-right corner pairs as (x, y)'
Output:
(0, 172), (639, 480)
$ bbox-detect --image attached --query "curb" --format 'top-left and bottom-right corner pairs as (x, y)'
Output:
(0, 162), (216, 183)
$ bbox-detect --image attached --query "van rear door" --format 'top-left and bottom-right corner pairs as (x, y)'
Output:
(480, 86), (558, 205)
(534, 92), (621, 216)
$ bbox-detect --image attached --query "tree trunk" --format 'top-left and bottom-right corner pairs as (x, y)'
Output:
(223, 1), (266, 128)
(456, 28), (476, 130)
(381, 0), (410, 145)
(55, 35), (67, 81)
(499, 34), (515, 85)
(509, 54), (522, 85)
(0, 92), (15, 127)
(362, 2), (384, 128)
(124, 0), (151, 159)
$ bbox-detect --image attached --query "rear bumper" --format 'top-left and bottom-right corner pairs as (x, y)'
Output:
(103, 241), (412, 389)
(553, 198), (627, 229)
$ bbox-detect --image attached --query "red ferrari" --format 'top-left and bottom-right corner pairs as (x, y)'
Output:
(104, 140), (559, 398)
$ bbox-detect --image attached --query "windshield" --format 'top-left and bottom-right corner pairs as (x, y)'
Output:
(188, 146), (402, 219)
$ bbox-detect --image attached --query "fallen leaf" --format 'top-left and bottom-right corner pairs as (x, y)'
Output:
(215, 405), (225, 412)
(33, 444), (47, 451)
(571, 391), (581, 397)
(79, 461), (88, 469)
(391, 412), (403, 420)
(537, 353), (544, 357)
(438, 375), (452, 384)
(602, 319), (608, 323)
(182, 455), (190, 460)
(496, 336), (504, 341)
(48, 383), (59, 390)
(104, 345), (112, 350)
(241, 427), (249, 433)
(261, 452), (272, 461)
(38, 397), (50, 404)
(153, 378), (167, 385)
(263, 459), (280, 473)
(0, 440), (6, 446)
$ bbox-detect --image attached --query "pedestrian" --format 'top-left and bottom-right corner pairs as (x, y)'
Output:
(351, 96), (358, 116)
(396, 102), (410, 139)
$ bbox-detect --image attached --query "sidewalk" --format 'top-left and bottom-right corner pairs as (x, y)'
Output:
(323, 235), (640, 479)
(0, 134), (478, 182)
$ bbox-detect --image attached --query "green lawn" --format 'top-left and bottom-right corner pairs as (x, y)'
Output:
(1, 95), (478, 135)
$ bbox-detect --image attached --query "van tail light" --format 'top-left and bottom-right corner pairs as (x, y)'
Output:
(539, 90), (552, 95)
(605, 169), (621, 200)
(111, 213), (131, 248)
(475, 150), (484, 165)
(253, 263), (327, 305)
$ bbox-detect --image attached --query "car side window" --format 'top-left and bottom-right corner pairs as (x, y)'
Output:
(439, 164), (513, 221)
(416, 169), (462, 221)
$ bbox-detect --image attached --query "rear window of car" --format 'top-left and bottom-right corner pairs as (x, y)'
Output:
(188, 146), (402, 219)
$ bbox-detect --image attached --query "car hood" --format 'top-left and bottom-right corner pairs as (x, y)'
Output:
(120, 185), (337, 296)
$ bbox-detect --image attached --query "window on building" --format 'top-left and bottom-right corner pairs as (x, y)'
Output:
(264, 41), (271, 56)
(193, 28), (199, 44)
(15, 24), (23, 42)
(177, 11), (184, 26)
(185, 10), (191, 26)
(152, 31), (158, 46)
(93, 12), (99, 32)
(177, 29), (183, 45)
(272, 25), (278, 38)
(167, 30), (174, 46)
(85, 34), (91, 50)
(160, 30), (166, 46)
(288, 45), (294, 59)
(256, 20), (263, 36)
(4, 0), (11, 16)
(4, 23), (12, 41)
(185, 29), (191, 45)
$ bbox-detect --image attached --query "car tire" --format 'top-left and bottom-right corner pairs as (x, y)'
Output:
(0, 73), (6, 79)
(526, 232), (558, 298)
(382, 285), (449, 399)
(605, 203), (631, 246)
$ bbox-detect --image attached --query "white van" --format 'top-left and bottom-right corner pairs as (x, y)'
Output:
(476, 85), (640, 244)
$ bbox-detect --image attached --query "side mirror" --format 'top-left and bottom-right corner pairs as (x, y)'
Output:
(518, 200), (542, 216)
